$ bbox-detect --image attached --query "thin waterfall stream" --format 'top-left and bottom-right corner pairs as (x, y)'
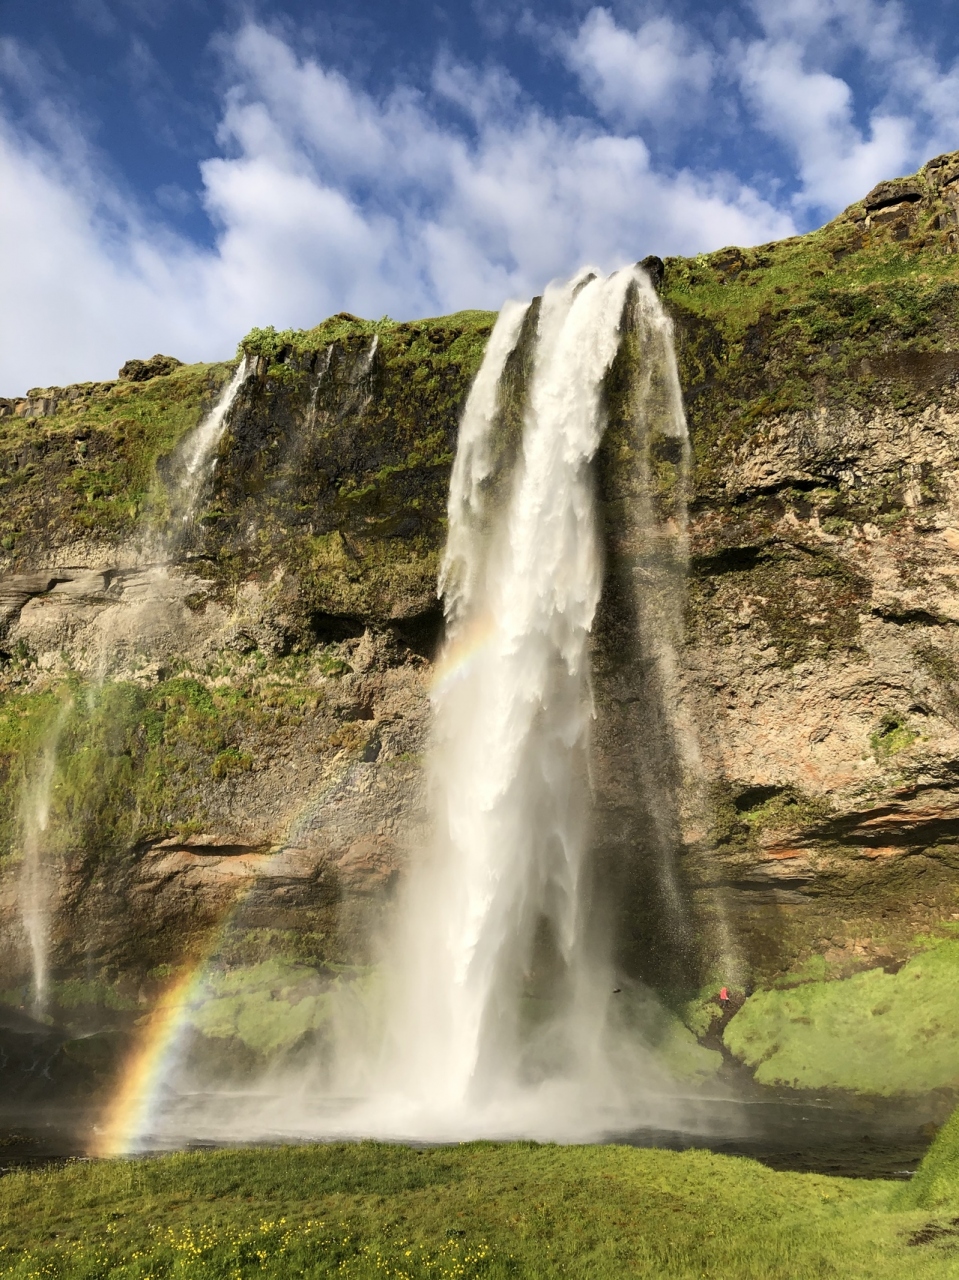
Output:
(16, 358), (249, 1019)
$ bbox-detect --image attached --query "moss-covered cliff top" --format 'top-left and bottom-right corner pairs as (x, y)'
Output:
(3, 149), (959, 558)
(0, 311), (495, 564)
(661, 150), (959, 491)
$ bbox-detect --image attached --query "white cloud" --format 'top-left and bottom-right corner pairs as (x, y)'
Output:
(737, 36), (914, 211)
(557, 1), (959, 220)
(563, 8), (715, 129)
(740, 0), (959, 211)
(431, 55), (522, 127)
(7, 2), (959, 392)
(0, 23), (794, 393)
(0, 114), (211, 391)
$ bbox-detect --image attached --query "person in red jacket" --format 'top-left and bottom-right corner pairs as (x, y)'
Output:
(719, 986), (729, 1011)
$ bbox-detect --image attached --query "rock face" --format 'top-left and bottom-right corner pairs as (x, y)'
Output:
(118, 355), (184, 383)
(2, 158), (959, 1075)
(0, 313), (489, 1023)
(663, 152), (959, 986)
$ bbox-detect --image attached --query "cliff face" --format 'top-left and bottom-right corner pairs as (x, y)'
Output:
(665, 154), (959, 988)
(3, 157), (959, 1097)
(0, 313), (492, 1014)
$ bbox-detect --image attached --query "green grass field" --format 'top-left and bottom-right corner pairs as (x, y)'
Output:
(2, 1136), (959, 1278)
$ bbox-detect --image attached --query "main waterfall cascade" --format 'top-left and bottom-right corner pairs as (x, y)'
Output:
(135, 263), (716, 1149)
(16, 359), (250, 1018)
(368, 265), (702, 1134)
(378, 266), (685, 1127)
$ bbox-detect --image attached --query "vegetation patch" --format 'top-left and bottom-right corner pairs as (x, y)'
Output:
(724, 939), (959, 1094)
(185, 959), (339, 1058)
(0, 664), (339, 864)
(735, 786), (833, 838)
(689, 542), (869, 665)
(0, 1140), (953, 1278)
(900, 1104), (959, 1212)
(870, 711), (920, 759)
(661, 160), (959, 496)
(0, 361), (235, 553)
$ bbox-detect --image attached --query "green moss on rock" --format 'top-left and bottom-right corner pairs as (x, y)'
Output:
(689, 541), (869, 665)
(870, 712), (920, 759)
(0, 664), (348, 862)
(0, 362), (236, 554)
(724, 939), (959, 1094)
(662, 155), (959, 494)
(185, 960), (337, 1057)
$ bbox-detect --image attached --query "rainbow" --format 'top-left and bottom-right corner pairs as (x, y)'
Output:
(92, 767), (368, 1155)
(94, 615), (501, 1158)
(93, 961), (208, 1157)
(430, 614), (498, 700)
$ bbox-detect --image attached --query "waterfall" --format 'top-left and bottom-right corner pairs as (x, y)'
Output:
(125, 267), (709, 1149)
(438, 299), (530, 624)
(18, 700), (72, 1019)
(152, 356), (249, 562)
(387, 269), (630, 1109)
(16, 358), (249, 1019)
(331, 263), (695, 1137)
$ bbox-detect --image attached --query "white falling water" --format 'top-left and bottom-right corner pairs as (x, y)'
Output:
(143, 268), (706, 1149)
(438, 299), (530, 624)
(178, 357), (249, 505)
(402, 270), (623, 1098)
(18, 700), (72, 1019)
(241, 264), (688, 1143)
(17, 358), (250, 1019)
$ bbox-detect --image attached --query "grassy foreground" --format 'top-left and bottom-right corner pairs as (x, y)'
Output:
(1, 1140), (958, 1279)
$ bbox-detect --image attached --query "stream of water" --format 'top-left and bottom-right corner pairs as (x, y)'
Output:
(16, 358), (250, 1018)
(373, 267), (665, 1130)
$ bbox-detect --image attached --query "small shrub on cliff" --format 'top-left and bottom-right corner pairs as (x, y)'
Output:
(210, 745), (253, 779)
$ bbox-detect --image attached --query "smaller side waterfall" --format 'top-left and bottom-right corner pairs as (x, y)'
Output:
(16, 358), (250, 1018)
(150, 356), (249, 562)
(180, 359), (249, 496)
(18, 701), (71, 1018)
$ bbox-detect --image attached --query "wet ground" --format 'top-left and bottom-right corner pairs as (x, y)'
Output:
(0, 1107), (94, 1172)
(0, 1087), (944, 1181)
(614, 1091), (939, 1179)
(0, 1007), (950, 1181)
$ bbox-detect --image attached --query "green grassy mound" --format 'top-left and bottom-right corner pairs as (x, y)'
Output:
(723, 940), (959, 1094)
(899, 1105), (959, 1211)
(0, 1140), (953, 1278)
(179, 966), (721, 1084)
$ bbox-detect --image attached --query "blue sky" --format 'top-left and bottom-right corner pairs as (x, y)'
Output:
(2, 1), (959, 392)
